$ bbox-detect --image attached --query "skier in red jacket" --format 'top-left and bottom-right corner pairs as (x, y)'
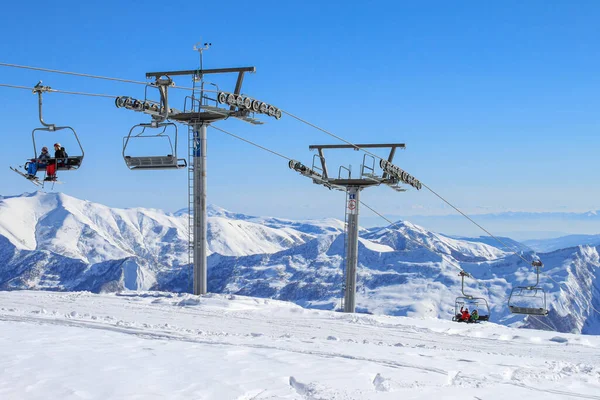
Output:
(460, 306), (470, 321)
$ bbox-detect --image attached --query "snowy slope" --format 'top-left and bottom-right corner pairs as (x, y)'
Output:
(0, 192), (323, 261)
(205, 204), (349, 236)
(1, 192), (599, 335)
(1, 290), (600, 400)
(0, 192), (325, 292)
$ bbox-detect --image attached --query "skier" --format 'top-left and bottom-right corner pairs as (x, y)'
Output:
(470, 309), (479, 323)
(460, 306), (470, 322)
(46, 143), (68, 181)
(26, 146), (50, 178)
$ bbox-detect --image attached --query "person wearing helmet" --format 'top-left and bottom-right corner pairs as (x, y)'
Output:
(53, 143), (67, 160)
(470, 309), (479, 323)
(26, 146), (50, 178)
(460, 306), (470, 322)
(45, 143), (68, 181)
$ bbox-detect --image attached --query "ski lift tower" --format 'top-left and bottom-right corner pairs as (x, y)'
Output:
(289, 144), (422, 313)
(119, 44), (282, 295)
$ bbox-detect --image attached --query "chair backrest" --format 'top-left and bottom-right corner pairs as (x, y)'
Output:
(54, 156), (84, 171)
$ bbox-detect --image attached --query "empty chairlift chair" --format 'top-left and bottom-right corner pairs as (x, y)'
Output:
(508, 260), (549, 316)
(452, 271), (491, 322)
(122, 122), (187, 170)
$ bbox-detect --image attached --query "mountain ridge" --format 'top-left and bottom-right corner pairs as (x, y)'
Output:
(1, 191), (599, 334)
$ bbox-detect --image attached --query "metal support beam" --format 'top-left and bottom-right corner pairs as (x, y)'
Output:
(146, 66), (256, 78)
(344, 187), (360, 313)
(382, 146), (397, 179)
(193, 122), (208, 295)
(309, 143), (405, 150)
(317, 148), (328, 179)
(230, 72), (246, 111)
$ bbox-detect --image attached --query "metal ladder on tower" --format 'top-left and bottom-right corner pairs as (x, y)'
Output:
(187, 124), (195, 268)
(339, 165), (352, 312)
(339, 188), (352, 312)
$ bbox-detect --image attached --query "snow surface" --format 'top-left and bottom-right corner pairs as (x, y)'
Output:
(2, 191), (600, 335)
(1, 290), (599, 400)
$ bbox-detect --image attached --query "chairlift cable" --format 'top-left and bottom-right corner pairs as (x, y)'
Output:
(0, 62), (216, 92)
(420, 182), (533, 265)
(49, 89), (116, 99)
(0, 82), (117, 98)
(211, 125), (293, 161)
(282, 110), (382, 157)
(531, 315), (557, 332)
(358, 199), (520, 311)
(0, 62), (149, 85)
(0, 83), (32, 90)
(359, 199), (503, 322)
(358, 200), (465, 273)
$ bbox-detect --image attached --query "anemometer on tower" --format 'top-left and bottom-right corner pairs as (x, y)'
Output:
(114, 42), (281, 296)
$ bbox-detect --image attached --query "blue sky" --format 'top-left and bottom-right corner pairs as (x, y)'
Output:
(1, 1), (599, 230)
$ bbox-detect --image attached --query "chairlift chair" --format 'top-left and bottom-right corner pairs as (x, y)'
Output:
(31, 82), (84, 172)
(508, 260), (549, 316)
(452, 271), (491, 322)
(122, 122), (187, 170)
(120, 77), (187, 170)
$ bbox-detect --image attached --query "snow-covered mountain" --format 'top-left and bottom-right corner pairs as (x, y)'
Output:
(0, 192), (341, 291)
(1, 191), (599, 335)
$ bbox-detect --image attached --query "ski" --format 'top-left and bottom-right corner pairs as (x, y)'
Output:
(10, 166), (43, 186)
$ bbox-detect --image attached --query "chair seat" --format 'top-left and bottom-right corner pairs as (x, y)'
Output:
(509, 306), (549, 316)
(125, 156), (186, 170)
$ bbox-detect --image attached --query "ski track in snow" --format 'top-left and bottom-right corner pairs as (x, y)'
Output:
(1, 291), (600, 399)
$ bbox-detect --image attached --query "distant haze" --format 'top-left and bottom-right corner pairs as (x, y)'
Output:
(361, 211), (600, 240)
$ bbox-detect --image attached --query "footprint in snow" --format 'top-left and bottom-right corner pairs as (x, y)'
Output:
(373, 373), (417, 391)
(289, 376), (344, 400)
